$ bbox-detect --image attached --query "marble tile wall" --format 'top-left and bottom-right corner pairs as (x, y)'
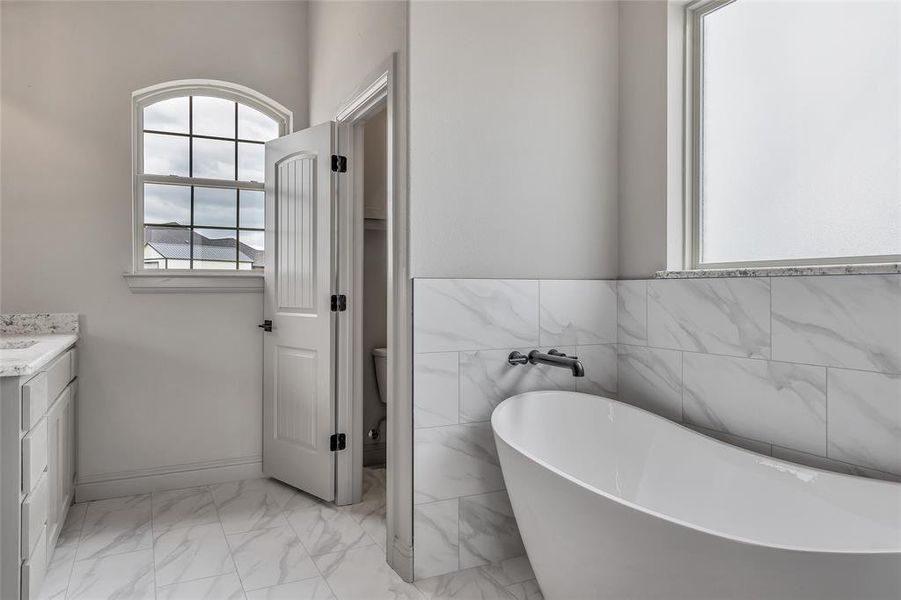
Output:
(412, 274), (901, 583)
(617, 274), (901, 481)
(412, 279), (618, 580)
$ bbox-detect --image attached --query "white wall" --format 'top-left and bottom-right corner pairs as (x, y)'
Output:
(409, 0), (620, 280)
(618, 0), (668, 279)
(308, 0), (407, 123)
(0, 1), (308, 490)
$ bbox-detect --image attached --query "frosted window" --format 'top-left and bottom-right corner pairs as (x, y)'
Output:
(699, 0), (901, 265)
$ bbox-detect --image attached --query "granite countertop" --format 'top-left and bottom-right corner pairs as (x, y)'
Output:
(0, 313), (80, 377)
(656, 263), (901, 279)
(0, 333), (78, 377)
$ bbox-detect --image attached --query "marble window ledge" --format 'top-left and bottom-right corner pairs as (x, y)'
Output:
(655, 263), (901, 279)
(124, 272), (264, 293)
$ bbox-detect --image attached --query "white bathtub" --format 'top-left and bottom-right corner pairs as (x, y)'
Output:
(492, 391), (901, 600)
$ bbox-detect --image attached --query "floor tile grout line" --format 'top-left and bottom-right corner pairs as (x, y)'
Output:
(57, 505), (88, 599)
(149, 491), (160, 594)
(64, 474), (391, 600)
(209, 483), (245, 594)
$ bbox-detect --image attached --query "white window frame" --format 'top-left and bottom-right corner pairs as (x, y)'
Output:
(127, 79), (292, 291)
(683, 0), (901, 271)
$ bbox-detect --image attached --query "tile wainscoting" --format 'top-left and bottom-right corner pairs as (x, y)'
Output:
(617, 274), (901, 480)
(412, 274), (901, 584)
(412, 279), (618, 580)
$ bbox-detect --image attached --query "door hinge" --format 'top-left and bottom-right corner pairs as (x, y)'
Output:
(330, 433), (346, 451)
(331, 154), (347, 173)
(330, 294), (347, 312)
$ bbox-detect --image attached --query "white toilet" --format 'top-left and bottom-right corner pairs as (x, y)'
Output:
(372, 347), (388, 405)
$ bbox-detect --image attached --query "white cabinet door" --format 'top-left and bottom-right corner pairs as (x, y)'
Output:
(64, 382), (75, 509)
(45, 385), (73, 549)
(45, 391), (62, 547)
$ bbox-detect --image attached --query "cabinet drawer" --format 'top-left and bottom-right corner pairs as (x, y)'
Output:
(21, 373), (48, 432)
(46, 349), (73, 406)
(20, 527), (47, 600)
(22, 419), (47, 494)
(21, 475), (47, 560)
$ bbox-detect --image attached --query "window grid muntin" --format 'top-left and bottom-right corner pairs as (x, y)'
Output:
(141, 95), (270, 271)
(142, 187), (265, 271)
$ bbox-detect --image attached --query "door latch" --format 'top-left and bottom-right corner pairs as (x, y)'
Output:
(258, 320), (272, 332)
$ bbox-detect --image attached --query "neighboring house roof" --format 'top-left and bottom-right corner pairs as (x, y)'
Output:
(147, 241), (254, 262)
(144, 225), (262, 265)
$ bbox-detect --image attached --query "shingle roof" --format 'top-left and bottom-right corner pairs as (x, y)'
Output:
(147, 241), (254, 262)
(144, 225), (262, 265)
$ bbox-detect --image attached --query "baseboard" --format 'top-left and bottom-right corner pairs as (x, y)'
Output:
(75, 455), (263, 502)
(389, 535), (415, 582)
(363, 441), (387, 467)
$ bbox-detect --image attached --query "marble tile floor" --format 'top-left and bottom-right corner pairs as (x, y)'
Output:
(39, 468), (543, 600)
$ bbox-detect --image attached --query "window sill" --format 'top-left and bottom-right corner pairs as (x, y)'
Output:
(656, 263), (901, 279)
(123, 272), (264, 293)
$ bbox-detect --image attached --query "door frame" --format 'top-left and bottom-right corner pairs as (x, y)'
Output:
(333, 53), (414, 581)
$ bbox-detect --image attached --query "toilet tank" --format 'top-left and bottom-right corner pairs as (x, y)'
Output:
(372, 347), (388, 405)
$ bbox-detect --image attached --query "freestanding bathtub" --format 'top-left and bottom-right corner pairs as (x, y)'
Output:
(492, 391), (901, 600)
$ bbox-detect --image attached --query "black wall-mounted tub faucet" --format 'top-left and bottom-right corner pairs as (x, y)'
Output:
(508, 349), (585, 377)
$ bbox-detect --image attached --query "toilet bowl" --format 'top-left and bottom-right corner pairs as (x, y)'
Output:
(372, 347), (388, 405)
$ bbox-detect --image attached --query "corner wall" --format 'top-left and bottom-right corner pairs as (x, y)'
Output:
(308, 0), (407, 124)
(412, 279), (618, 582)
(618, 0), (668, 278)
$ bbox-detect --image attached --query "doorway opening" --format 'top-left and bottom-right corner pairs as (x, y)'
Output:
(261, 57), (411, 581)
(361, 107), (389, 466)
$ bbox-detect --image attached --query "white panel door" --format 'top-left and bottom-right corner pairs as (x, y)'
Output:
(263, 122), (340, 501)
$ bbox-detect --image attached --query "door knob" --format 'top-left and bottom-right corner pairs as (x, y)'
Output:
(258, 320), (272, 332)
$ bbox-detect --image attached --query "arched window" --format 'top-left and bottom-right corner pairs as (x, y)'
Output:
(132, 80), (291, 273)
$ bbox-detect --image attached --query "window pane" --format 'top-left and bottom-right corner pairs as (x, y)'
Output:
(194, 187), (237, 227)
(239, 190), (264, 229)
(700, 1), (901, 264)
(192, 96), (235, 138)
(143, 133), (189, 176)
(239, 230), (265, 271)
(144, 184), (190, 225)
(238, 142), (265, 182)
(192, 138), (236, 180)
(238, 104), (279, 141)
(144, 225), (191, 270)
(144, 97), (189, 133)
(193, 228), (238, 269)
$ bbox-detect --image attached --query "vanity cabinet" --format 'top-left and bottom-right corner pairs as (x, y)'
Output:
(1, 346), (77, 600)
(45, 381), (76, 549)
